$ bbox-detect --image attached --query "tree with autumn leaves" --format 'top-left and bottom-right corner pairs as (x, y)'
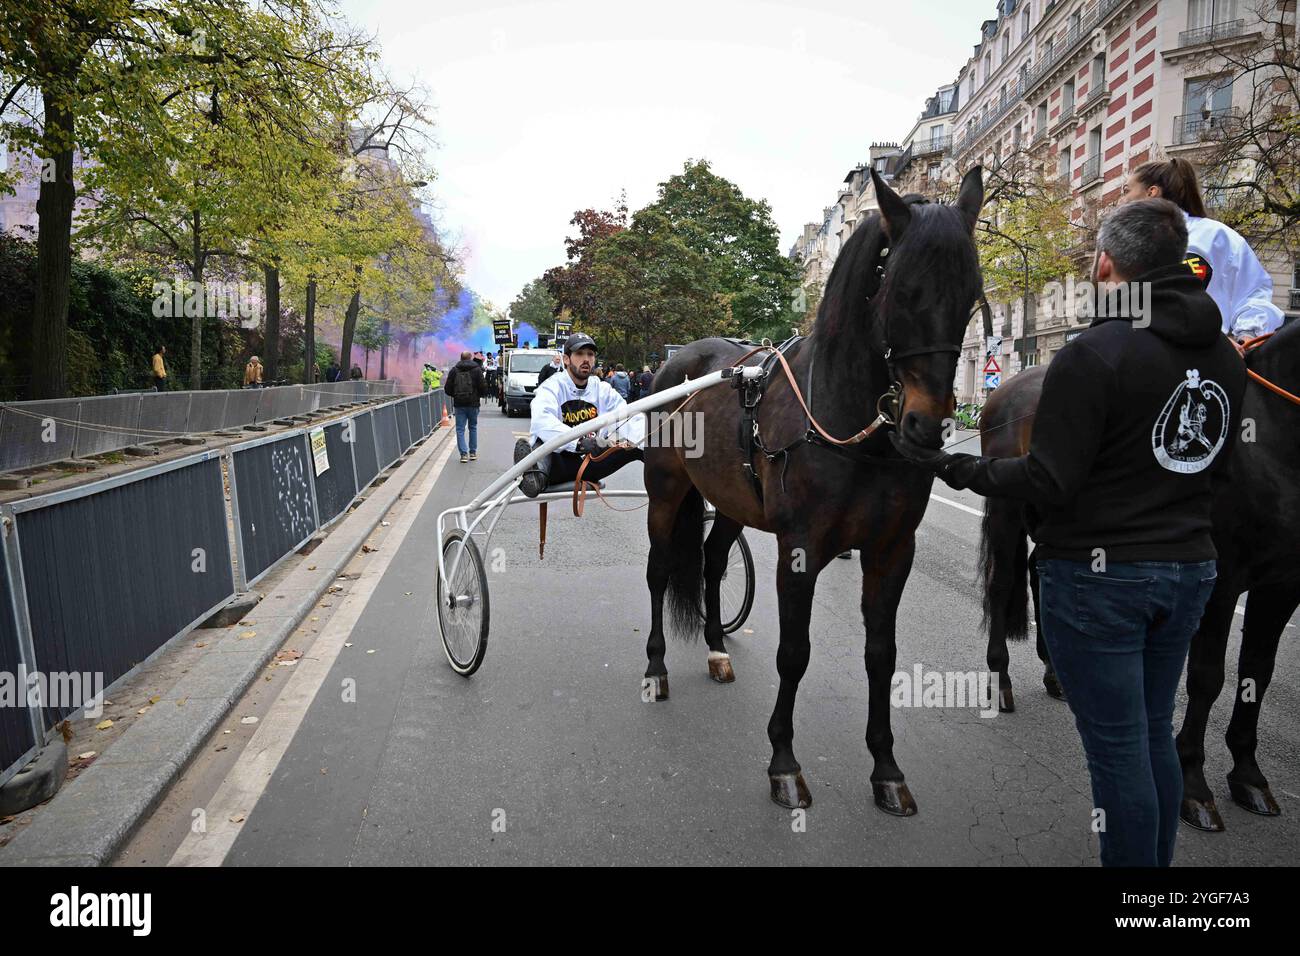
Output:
(542, 160), (802, 366)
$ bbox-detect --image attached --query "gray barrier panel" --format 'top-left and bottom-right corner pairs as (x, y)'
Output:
(185, 390), (231, 433)
(14, 455), (234, 725)
(416, 393), (430, 435)
(264, 385), (305, 422)
(374, 402), (400, 468)
(73, 394), (143, 458)
(0, 400), (80, 472)
(404, 398), (421, 445)
(231, 435), (318, 585)
(352, 411), (380, 490)
(395, 398), (412, 451)
(137, 392), (193, 443)
(0, 526), (37, 781)
(309, 421), (358, 527)
(224, 389), (261, 430)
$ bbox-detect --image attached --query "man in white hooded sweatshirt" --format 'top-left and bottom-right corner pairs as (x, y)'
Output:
(513, 333), (646, 497)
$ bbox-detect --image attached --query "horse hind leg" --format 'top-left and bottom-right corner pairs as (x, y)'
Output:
(1176, 581), (1239, 831)
(1225, 583), (1299, 817)
(643, 487), (691, 703)
(702, 511), (743, 684)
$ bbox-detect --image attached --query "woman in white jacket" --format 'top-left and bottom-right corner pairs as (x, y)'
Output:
(1122, 158), (1284, 341)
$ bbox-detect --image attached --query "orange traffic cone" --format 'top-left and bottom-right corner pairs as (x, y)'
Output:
(438, 396), (451, 428)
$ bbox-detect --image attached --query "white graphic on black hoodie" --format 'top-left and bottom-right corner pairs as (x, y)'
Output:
(1152, 369), (1230, 474)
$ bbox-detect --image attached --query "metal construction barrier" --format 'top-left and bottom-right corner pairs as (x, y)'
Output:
(0, 380), (402, 474)
(0, 391), (435, 782)
(3, 453), (235, 730)
(0, 521), (37, 787)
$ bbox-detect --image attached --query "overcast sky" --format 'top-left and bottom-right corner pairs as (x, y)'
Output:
(339, 0), (989, 310)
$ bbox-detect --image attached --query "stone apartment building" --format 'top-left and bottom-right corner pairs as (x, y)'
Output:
(793, 0), (1300, 403)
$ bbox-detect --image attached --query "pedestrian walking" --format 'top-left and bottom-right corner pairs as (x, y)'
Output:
(638, 365), (654, 397)
(444, 349), (488, 462)
(892, 199), (1247, 867)
(151, 345), (168, 392)
(326, 361), (341, 383)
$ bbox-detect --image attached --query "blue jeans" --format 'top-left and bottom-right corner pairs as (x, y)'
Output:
(454, 406), (479, 455)
(1036, 558), (1217, 867)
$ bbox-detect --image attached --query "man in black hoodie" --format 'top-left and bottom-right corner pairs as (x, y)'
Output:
(444, 350), (488, 463)
(894, 199), (1246, 867)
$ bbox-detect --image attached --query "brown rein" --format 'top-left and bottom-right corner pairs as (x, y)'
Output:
(1233, 334), (1300, 406)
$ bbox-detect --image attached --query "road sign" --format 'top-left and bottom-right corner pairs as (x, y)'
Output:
(986, 335), (1002, 355)
(985, 371), (1002, 390)
(983, 355), (1001, 374)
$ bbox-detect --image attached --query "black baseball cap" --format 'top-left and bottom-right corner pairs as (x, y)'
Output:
(563, 333), (597, 355)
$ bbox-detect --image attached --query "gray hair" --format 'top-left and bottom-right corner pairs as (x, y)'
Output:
(1096, 198), (1187, 279)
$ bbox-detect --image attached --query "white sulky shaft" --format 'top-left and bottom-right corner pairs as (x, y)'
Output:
(467, 366), (757, 509)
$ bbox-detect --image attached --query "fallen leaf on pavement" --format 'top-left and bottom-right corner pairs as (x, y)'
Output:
(240, 630), (256, 639)
(95, 719), (113, 731)
(240, 716), (258, 724)
(77, 751), (97, 760)
(148, 695), (161, 705)
(361, 544), (377, 553)
(230, 814), (245, 823)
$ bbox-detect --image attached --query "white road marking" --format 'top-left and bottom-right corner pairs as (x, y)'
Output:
(929, 493), (984, 518)
(926, 493), (1256, 619)
(169, 438), (456, 867)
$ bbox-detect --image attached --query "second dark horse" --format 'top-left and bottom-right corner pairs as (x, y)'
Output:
(979, 320), (1300, 830)
(642, 166), (985, 814)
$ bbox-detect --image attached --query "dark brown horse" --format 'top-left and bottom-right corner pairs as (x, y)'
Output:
(978, 321), (1300, 830)
(641, 167), (984, 814)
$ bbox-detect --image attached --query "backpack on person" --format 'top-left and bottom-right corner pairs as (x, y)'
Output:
(452, 365), (478, 404)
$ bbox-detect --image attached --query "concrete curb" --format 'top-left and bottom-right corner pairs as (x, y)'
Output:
(0, 426), (450, 866)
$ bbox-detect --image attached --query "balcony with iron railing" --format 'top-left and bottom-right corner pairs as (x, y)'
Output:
(914, 134), (952, 156)
(1078, 81), (1111, 117)
(1290, 289), (1300, 311)
(1021, 6), (1101, 95)
(1172, 107), (1243, 146)
(1178, 19), (1245, 48)
(1079, 154), (1102, 187)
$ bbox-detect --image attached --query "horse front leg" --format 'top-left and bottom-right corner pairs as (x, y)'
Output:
(1225, 583), (1299, 817)
(862, 536), (919, 816)
(1175, 581), (1240, 831)
(766, 539), (817, 809)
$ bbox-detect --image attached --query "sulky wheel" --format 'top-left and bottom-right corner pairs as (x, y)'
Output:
(437, 528), (490, 675)
(701, 513), (756, 635)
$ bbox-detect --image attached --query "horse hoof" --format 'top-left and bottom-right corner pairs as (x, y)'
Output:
(707, 652), (735, 683)
(1180, 797), (1226, 832)
(642, 675), (669, 702)
(873, 780), (918, 817)
(1228, 780), (1282, 817)
(998, 686), (1015, 713)
(1043, 671), (1066, 701)
(769, 772), (812, 809)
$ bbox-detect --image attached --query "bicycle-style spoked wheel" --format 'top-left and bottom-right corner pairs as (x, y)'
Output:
(701, 513), (756, 634)
(437, 528), (490, 675)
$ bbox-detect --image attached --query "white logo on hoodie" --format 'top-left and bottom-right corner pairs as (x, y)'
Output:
(1152, 369), (1230, 474)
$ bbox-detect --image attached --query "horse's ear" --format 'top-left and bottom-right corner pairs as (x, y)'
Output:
(955, 165), (984, 231)
(871, 168), (910, 242)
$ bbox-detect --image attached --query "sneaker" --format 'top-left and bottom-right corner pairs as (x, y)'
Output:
(469, 452), (477, 460)
(513, 438), (546, 498)
(460, 454), (469, 463)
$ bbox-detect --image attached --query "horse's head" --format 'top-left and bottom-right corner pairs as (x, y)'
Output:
(870, 166), (984, 448)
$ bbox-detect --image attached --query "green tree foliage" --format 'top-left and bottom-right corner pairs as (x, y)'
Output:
(509, 278), (558, 335)
(640, 159), (802, 340)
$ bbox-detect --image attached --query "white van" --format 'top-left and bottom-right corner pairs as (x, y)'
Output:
(501, 349), (561, 417)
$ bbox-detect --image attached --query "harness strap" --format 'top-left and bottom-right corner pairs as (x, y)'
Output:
(1234, 333), (1300, 406)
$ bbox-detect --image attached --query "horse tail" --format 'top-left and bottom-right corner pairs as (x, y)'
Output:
(979, 496), (1030, 643)
(665, 486), (706, 639)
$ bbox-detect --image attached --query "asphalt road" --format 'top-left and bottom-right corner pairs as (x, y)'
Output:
(119, 407), (1300, 866)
